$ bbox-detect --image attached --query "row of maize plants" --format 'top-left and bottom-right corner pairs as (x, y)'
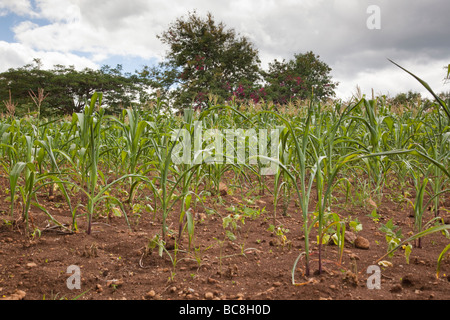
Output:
(1, 64), (449, 278)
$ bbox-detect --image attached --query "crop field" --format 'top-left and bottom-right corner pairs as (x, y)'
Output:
(0, 70), (450, 301)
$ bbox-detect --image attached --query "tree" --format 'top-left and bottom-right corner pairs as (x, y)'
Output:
(263, 51), (338, 104)
(391, 90), (422, 106)
(156, 11), (261, 109)
(0, 61), (146, 116)
(0, 62), (56, 116)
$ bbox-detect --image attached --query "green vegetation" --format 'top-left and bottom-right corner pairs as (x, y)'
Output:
(0, 11), (449, 282)
(1, 61), (449, 279)
(1, 12), (339, 115)
(0, 61), (147, 116)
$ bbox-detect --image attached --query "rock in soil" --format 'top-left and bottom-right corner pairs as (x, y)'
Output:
(219, 182), (228, 196)
(145, 290), (157, 299)
(106, 279), (124, 287)
(0, 289), (26, 300)
(345, 231), (357, 244)
(205, 292), (214, 300)
(169, 286), (177, 293)
(354, 236), (370, 250)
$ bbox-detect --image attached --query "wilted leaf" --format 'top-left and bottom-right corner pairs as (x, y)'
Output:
(378, 260), (393, 268)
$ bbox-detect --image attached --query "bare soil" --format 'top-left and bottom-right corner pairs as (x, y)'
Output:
(1, 174), (450, 302)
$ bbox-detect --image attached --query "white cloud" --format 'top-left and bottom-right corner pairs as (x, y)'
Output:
(0, 0), (449, 99)
(91, 53), (108, 63)
(0, 40), (98, 71)
(0, 0), (36, 16)
(12, 20), (39, 35)
(11, 0), (165, 58)
(34, 0), (81, 22)
(335, 58), (449, 100)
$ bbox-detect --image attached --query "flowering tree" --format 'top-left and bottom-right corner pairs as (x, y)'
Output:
(157, 11), (261, 109)
(151, 12), (337, 109)
(229, 82), (267, 104)
(263, 51), (338, 103)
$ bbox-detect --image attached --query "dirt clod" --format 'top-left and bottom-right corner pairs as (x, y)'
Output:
(354, 236), (370, 250)
(205, 292), (214, 300)
(390, 284), (402, 293)
(401, 274), (416, 288)
(0, 289), (26, 300)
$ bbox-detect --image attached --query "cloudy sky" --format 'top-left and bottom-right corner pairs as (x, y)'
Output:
(0, 0), (449, 100)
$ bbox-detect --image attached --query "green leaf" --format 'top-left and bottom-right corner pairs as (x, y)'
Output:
(111, 207), (122, 217)
(31, 201), (66, 230)
(185, 208), (195, 249)
(9, 161), (27, 216)
(389, 59), (450, 120)
(317, 234), (330, 245)
(225, 230), (236, 241)
(223, 215), (232, 229)
(437, 243), (450, 278)
(349, 220), (363, 233)
(404, 244), (412, 264)
(378, 224), (450, 263)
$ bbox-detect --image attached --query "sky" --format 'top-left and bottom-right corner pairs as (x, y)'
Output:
(0, 0), (449, 100)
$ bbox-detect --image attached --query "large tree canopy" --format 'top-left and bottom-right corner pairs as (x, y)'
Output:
(262, 52), (338, 103)
(0, 61), (145, 116)
(151, 12), (338, 108)
(155, 11), (261, 108)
